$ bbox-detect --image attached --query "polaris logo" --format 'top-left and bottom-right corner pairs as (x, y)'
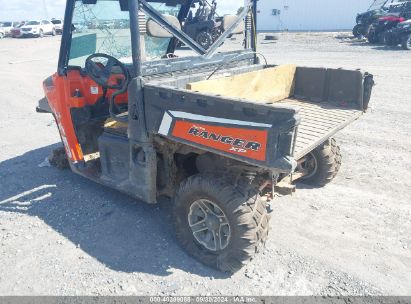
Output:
(188, 126), (262, 152)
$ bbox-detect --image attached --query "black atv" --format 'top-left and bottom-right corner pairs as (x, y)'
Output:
(353, 0), (411, 38)
(353, 7), (387, 38)
(384, 19), (411, 49)
(367, 1), (411, 43)
(368, 14), (406, 43)
(183, 0), (223, 49)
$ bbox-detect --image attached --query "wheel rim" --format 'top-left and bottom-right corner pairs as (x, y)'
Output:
(407, 36), (411, 49)
(298, 152), (318, 180)
(188, 199), (230, 251)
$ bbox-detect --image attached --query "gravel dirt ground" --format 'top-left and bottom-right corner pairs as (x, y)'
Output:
(0, 32), (410, 296)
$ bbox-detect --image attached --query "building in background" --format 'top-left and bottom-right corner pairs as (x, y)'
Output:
(256, 0), (373, 31)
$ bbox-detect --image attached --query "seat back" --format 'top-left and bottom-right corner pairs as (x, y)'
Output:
(146, 15), (181, 38)
(222, 15), (245, 34)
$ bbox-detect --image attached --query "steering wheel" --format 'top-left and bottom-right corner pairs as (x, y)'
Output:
(85, 53), (129, 90)
(85, 54), (130, 121)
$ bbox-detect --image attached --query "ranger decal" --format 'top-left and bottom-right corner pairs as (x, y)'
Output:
(171, 121), (268, 161)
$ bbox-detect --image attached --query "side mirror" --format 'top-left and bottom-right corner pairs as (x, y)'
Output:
(146, 15), (181, 38)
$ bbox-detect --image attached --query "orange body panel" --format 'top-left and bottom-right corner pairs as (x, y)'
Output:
(172, 121), (268, 161)
(43, 70), (128, 163)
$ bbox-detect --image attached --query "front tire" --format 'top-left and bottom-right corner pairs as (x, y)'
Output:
(352, 24), (363, 38)
(49, 147), (69, 170)
(52, 28), (56, 36)
(38, 29), (44, 38)
(298, 138), (342, 187)
(174, 174), (270, 273)
(402, 34), (411, 50)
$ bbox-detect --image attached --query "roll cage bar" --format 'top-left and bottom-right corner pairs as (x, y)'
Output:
(58, 0), (258, 76)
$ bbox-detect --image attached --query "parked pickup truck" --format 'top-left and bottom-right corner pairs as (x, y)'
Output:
(37, 0), (374, 273)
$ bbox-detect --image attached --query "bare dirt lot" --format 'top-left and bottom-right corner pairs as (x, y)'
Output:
(0, 32), (410, 296)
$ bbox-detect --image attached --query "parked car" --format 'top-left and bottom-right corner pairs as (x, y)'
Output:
(10, 22), (27, 38)
(20, 20), (56, 38)
(0, 21), (19, 36)
(384, 19), (411, 49)
(51, 19), (63, 34)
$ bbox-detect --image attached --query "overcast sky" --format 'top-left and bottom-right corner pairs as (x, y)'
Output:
(0, 0), (66, 21)
(0, 0), (241, 21)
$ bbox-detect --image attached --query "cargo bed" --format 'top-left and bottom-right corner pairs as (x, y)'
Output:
(278, 99), (363, 159)
(184, 64), (370, 160)
(105, 65), (371, 167)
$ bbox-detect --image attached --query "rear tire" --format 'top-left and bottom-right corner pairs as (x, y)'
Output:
(0, 32), (4, 39)
(174, 174), (270, 273)
(49, 147), (69, 170)
(298, 138), (342, 187)
(402, 34), (411, 50)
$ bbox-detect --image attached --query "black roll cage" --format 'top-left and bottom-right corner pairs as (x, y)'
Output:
(57, 0), (257, 76)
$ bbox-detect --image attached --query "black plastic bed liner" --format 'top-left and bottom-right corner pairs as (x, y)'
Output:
(279, 99), (363, 159)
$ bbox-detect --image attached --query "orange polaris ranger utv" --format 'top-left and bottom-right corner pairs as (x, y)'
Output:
(37, 0), (374, 272)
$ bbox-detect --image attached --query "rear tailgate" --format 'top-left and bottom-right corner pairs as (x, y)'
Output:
(286, 67), (374, 159)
